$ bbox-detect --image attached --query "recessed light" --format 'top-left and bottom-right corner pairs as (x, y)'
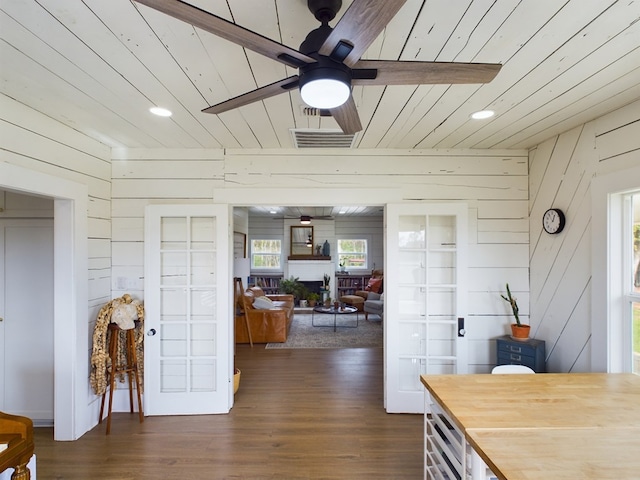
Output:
(150, 107), (172, 117)
(269, 209), (277, 214)
(471, 110), (495, 120)
(339, 210), (346, 214)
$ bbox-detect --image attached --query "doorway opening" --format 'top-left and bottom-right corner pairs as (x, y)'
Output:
(232, 204), (384, 350)
(0, 162), (88, 441)
(0, 190), (54, 425)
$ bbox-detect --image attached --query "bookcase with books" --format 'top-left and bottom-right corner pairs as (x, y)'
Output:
(336, 274), (372, 297)
(248, 274), (283, 294)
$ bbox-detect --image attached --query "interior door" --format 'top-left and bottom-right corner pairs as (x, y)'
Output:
(0, 219), (54, 420)
(144, 205), (232, 415)
(385, 204), (468, 413)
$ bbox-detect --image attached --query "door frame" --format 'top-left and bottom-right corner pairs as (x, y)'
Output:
(219, 187), (414, 407)
(0, 162), (88, 440)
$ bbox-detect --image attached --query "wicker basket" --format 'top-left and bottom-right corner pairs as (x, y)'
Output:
(233, 368), (241, 394)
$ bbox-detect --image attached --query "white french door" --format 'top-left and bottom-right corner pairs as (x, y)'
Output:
(386, 203), (468, 413)
(144, 204), (231, 415)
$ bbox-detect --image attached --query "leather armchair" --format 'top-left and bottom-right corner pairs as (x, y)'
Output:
(235, 286), (294, 343)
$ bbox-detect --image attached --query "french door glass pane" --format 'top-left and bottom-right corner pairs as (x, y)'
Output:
(161, 217), (187, 249)
(161, 324), (187, 357)
(191, 217), (216, 250)
(190, 359), (216, 392)
(160, 289), (186, 322)
(399, 251), (426, 284)
(429, 215), (456, 247)
(191, 252), (215, 284)
(161, 252), (187, 285)
(399, 216), (425, 248)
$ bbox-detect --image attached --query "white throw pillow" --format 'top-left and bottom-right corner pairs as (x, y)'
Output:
(253, 296), (275, 310)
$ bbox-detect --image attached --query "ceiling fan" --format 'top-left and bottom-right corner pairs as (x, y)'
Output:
(274, 214), (334, 223)
(134, 0), (502, 134)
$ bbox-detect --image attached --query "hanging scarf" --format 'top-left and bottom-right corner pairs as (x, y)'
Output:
(89, 294), (145, 396)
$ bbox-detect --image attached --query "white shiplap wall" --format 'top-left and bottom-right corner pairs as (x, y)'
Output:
(529, 99), (640, 373)
(112, 148), (529, 372)
(0, 95), (112, 315)
(0, 93), (112, 429)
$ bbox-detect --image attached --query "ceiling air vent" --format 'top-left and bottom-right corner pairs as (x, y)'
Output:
(290, 129), (356, 149)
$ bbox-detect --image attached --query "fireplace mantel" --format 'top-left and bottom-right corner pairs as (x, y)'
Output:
(287, 255), (331, 261)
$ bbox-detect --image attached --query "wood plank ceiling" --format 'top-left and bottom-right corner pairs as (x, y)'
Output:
(1, 0), (638, 150)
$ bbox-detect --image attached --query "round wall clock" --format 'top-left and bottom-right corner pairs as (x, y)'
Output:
(542, 208), (565, 234)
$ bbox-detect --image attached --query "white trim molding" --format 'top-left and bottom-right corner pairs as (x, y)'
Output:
(0, 162), (88, 440)
(591, 164), (640, 372)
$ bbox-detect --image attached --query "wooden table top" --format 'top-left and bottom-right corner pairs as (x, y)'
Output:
(466, 427), (640, 480)
(420, 373), (640, 480)
(421, 373), (640, 430)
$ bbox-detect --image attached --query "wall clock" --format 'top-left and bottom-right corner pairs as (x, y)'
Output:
(542, 208), (565, 234)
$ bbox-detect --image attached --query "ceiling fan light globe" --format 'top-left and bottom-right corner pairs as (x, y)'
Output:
(301, 78), (350, 109)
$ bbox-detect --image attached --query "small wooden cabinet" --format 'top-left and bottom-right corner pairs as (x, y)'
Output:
(496, 335), (546, 373)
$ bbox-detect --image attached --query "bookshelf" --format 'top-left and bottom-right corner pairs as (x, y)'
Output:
(248, 274), (283, 294)
(336, 274), (372, 297)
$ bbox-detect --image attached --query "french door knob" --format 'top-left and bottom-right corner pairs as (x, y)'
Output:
(147, 328), (157, 336)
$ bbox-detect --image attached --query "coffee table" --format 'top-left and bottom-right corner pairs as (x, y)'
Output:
(312, 305), (358, 332)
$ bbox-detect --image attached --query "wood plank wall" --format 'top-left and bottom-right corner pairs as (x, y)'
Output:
(112, 148), (528, 372)
(529, 99), (640, 372)
(0, 94), (112, 379)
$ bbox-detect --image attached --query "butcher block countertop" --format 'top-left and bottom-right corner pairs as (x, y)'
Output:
(421, 373), (640, 480)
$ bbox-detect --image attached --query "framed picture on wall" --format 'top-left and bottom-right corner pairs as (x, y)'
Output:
(233, 232), (246, 259)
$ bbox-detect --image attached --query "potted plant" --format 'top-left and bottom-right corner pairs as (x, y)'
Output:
(501, 283), (530, 339)
(280, 276), (301, 296)
(280, 276), (309, 305)
(323, 273), (330, 291)
(307, 292), (320, 307)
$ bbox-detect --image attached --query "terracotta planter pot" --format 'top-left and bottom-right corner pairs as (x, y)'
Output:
(511, 323), (531, 339)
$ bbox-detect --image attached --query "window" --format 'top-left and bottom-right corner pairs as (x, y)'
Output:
(337, 238), (368, 269)
(251, 239), (282, 269)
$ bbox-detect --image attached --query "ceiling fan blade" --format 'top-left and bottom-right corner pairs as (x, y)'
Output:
(352, 60), (502, 85)
(319, 0), (407, 67)
(202, 76), (299, 114)
(134, 0), (315, 68)
(329, 95), (362, 134)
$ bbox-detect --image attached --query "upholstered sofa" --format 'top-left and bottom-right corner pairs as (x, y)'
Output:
(235, 286), (294, 343)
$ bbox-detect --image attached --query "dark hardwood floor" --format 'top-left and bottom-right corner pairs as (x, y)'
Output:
(34, 346), (423, 479)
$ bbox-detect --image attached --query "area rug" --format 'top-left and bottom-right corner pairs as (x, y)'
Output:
(265, 314), (382, 349)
